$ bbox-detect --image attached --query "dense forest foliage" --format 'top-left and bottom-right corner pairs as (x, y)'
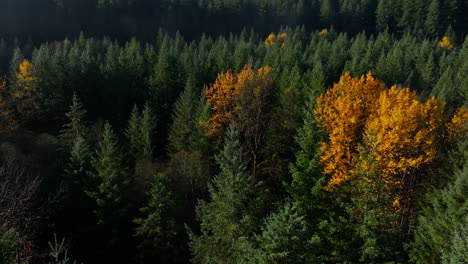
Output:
(1, 1), (467, 264)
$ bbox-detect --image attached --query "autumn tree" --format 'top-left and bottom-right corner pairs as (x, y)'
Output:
(205, 64), (273, 139)
(314, 72), (386, 189)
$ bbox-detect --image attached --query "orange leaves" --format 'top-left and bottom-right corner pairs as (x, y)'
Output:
(15, 60), (37, 94)
(439, 36), (454, 50)
(205, 65), (272, 136)
(264, 33), (287, 48)
(365, 87), (445, 178)
(314, 72), (386, 187)
(315, 72), (446, 190)
(447, 106), (468, 141)
(319, 29), (329, 36)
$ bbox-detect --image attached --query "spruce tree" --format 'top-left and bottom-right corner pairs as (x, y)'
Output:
(139, 103), (156, 158)
(425, 0), (441, 38)
(8, 47), (24, 84)
(168, 79), (196, 154)
(189, 125), (262, 264)
(59, 93), (88, 151)
(126, 103), (156, 160)
(86, 122), (129, 227)
(134, 173), (180, 263)
(126, 105), (141, 159)
(239, 202), (320, 264)
(410, 139), (468, 264)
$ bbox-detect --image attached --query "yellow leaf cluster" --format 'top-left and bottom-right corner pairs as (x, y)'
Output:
(315, 72), (446, 191)
(447, 106), (468, 141)
(264, 33), (287, 48)
(14, 60), (37, 113)
(319, 29), (328, 36)
(315, 72), (386, 187)
(439, 36), (454, 50)
(365, 87), (444, 180)
(205, 65), (272, 136)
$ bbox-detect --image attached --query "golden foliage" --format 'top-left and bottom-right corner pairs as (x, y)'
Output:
(319, 28), (328, 36)
(315, 72), (386, 187)
(264, 33), (287, 48)
(0, 60), (38, 132)
(447, 106), (468, 141)
(439, 36), (454, 50)
(315, 72), (446, 191)
(205, 65), (272, 136)
(365, 87), (445, 180)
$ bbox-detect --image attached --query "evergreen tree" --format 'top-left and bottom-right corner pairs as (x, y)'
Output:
(59, 93), (88, 150)
(189, 125), (262, 264)
(126, 103), (156, 160)
(425, 0), (441, 38)
(86, 122), (129, 227)
(126, 105), (141, 159)
(442, 215), (468, 264)
(139, 103), (157, 158)
(168, 79), (196, 154)
(8, 47), (24, 84)
(239, 202), (321, 264)
(134, 173), (181, 263)
(410, 139), (468, 264)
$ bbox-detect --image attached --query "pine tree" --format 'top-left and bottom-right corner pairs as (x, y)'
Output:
(126, 105), (141, 159)
(139, 103), (156, 158)
(442, 215), (468, 264)
(410, 139), (468, 264)
(86, 122), (129, 227)
(134, 173), (179, 263)
(59, 93), (88, 150)
(188, 89), (212, 154)
(168, 79), (196, 154)
(65, 135), (91, 189)
(239, 202), (320, 264)
(126, 103), (156, 160)
(8, 48), (24, 84)
(425, 0), (441, 38)
(189, 125), (262, 264)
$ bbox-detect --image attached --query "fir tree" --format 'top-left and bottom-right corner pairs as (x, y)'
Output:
(189, 125), (262, 264)
(410, 139), (468, 264)
(168, 79), (196, 154)
(239, 202), (320, 264)
(59, 93), (88, 151)
(425, 0), (441, 38)
(134, 173), (180, 263)
(126, 105), (141, 159)
(86, 122), (129, 227)
(442, 215), (468, 264)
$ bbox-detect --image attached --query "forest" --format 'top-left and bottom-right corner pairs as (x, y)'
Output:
(0, 0), (467, 264)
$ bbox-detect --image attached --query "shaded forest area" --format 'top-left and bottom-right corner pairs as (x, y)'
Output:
(1, 0), (468, 41)
(1, 1), (468, 264)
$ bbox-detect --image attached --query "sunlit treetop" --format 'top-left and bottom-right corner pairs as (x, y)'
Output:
(439, 36), (455, 50)
(264, 33), (287, 48)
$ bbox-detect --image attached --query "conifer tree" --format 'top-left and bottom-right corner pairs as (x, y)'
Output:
(126, 105), (141, 159)
(126, 103), (156, 160)
(86, 122), (129, 227)
(59, 93), (88, 150)
(410, 139), (468, 264)
(134, 173), (180, 263)
(8, 48), (24, 84)
(139, 103), (156, 158)
(239, 202), (320, 264)
(425, 0), (441, 38)
(168, 79), (196, 154)
(189, 125), (262, 264)
(442, 215), (468, 264)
